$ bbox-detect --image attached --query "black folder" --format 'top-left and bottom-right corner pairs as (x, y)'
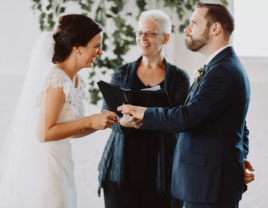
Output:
(97, 80), (172, 116)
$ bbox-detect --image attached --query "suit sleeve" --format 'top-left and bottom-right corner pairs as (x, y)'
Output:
(243, 121), (249, 159)
(101, 66), (130, 134)
(141, 66), (232, 132)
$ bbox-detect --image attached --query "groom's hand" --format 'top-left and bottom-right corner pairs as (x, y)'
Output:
(120, 113), (142, 129)
(243, 159), (255, 184)
(117, 104), (147, 120)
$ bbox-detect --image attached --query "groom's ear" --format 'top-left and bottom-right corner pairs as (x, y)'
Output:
(211, 22), (223, 37)
(163, 33), (170, 45)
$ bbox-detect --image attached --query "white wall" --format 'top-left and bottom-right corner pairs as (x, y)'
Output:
(0, 0), (267, 208)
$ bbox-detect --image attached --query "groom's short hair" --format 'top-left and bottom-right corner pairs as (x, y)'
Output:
(196, 3), (234, 40)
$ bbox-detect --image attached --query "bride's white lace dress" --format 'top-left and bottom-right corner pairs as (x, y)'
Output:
(41, 68), (89, 208)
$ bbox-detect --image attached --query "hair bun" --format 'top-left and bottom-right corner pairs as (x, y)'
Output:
(59, 15), (73, 26)
(52, 14), (102, 64)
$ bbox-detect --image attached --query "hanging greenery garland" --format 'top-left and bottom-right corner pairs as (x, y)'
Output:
(32, 0), (228, 104)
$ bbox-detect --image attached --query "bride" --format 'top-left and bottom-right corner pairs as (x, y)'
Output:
(0, 14), (118, 208)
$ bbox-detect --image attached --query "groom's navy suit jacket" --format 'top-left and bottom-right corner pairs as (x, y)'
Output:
(141, 47), (250, 203)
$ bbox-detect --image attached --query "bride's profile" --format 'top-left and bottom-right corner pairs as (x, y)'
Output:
(0, 14), (118, 208)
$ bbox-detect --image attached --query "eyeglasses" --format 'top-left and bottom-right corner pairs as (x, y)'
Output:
(135, 31), (165, 38)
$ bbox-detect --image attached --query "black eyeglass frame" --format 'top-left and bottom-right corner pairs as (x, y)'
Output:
(135, 31), (166, 37)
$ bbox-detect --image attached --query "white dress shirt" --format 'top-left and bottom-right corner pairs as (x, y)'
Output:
(205, 45), (231, 65)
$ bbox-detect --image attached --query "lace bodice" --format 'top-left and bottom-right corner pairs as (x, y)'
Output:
(44, 68), (89, 120)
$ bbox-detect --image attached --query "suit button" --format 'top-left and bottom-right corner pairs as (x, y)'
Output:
(146, 124), (155, 129)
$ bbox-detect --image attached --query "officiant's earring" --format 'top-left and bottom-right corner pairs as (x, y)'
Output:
(164, 46), (167, 57)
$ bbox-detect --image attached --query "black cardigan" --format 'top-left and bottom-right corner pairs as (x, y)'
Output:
(98, 56), (190, 206)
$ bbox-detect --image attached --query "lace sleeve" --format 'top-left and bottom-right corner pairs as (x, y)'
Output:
(43, 68), (72, 103)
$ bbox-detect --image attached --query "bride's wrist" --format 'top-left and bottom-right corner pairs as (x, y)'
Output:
(84, 116), (93, 129)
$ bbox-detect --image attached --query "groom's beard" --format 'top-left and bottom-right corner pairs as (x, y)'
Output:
(185, 27), (210, 52)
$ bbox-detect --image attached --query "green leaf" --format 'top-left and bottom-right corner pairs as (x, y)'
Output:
(89, 88), (101, 104)
(79, 2), (91, 12)
(115, 16), (126, 28)
(89, 80), (94, 86)
(39, 12), (46, 20)
(105, 13), (113, 18)
(136, 0), (146, 12)
(31, 3), (36, 10)
(47, 13), (53, 21)
(176, 6), (184, 20)
(192, 0), (200, 5)
(46, 4), (52, 10)
(55, 5), (59, 14)
(112, 0), (124, 11)
(124, 25), (135, 37)
(111, 6), (119, 14)
(179, 19), (190, 33)
(39, 12), (46, 31)
(60, 7), (65, 13)
(37, 4), (42, 11)
(220, 0), (228, 6)
(185, 3), (193, 11)
(89, 71), (95, 79)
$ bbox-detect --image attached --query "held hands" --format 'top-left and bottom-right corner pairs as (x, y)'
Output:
(120, 113), (143, 129)
(243, 159), (255, 184)
(117, 104), (147, 120)
(88, 110), (119, 130)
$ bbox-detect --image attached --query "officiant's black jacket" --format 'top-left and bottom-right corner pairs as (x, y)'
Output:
(98, 57), (190, 204)
(142, 47), (250, 203)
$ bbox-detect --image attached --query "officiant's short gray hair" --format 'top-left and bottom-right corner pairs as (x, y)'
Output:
(138, 10), (172, 34)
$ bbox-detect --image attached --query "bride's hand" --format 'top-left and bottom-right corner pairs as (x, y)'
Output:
(102, 110), (119, 124)
(87, 110), (119, 130)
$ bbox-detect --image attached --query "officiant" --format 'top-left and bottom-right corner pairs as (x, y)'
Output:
(98, 10), (190, 208)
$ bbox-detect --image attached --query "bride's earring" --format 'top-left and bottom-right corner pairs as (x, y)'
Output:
(77, 52), (81, 55)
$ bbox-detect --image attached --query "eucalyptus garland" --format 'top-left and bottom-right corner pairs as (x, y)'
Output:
(32, 0), (228, 104)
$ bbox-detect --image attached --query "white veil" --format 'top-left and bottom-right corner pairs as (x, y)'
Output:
(0, 32), (55, 207)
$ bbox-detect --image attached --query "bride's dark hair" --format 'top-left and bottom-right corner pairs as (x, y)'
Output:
(52, 14), (102, 64)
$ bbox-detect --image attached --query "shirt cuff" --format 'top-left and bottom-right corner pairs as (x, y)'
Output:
(141, 108), (158, 130)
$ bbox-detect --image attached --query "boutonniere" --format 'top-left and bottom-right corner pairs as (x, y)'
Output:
(192, 66), (204, 89)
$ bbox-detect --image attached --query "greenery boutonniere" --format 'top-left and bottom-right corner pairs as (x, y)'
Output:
(192, 66), (204, 89)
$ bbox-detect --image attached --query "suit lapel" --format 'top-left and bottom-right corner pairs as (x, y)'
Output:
(184, 46), (235, 106)
(184, 82), (195, 105)
(204, 46), (235, 72)
(184, 65), (208, 105)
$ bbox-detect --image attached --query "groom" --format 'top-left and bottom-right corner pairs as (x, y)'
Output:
(118, 3), (254, 208)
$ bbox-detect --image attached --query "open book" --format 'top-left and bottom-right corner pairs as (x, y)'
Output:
(97, 80), (172, 116)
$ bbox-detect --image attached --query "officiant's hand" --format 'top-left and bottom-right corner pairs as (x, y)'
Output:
(117, 104), (147, 120)
(243, 159), (255, 184)
(120, 113), (142, 129)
